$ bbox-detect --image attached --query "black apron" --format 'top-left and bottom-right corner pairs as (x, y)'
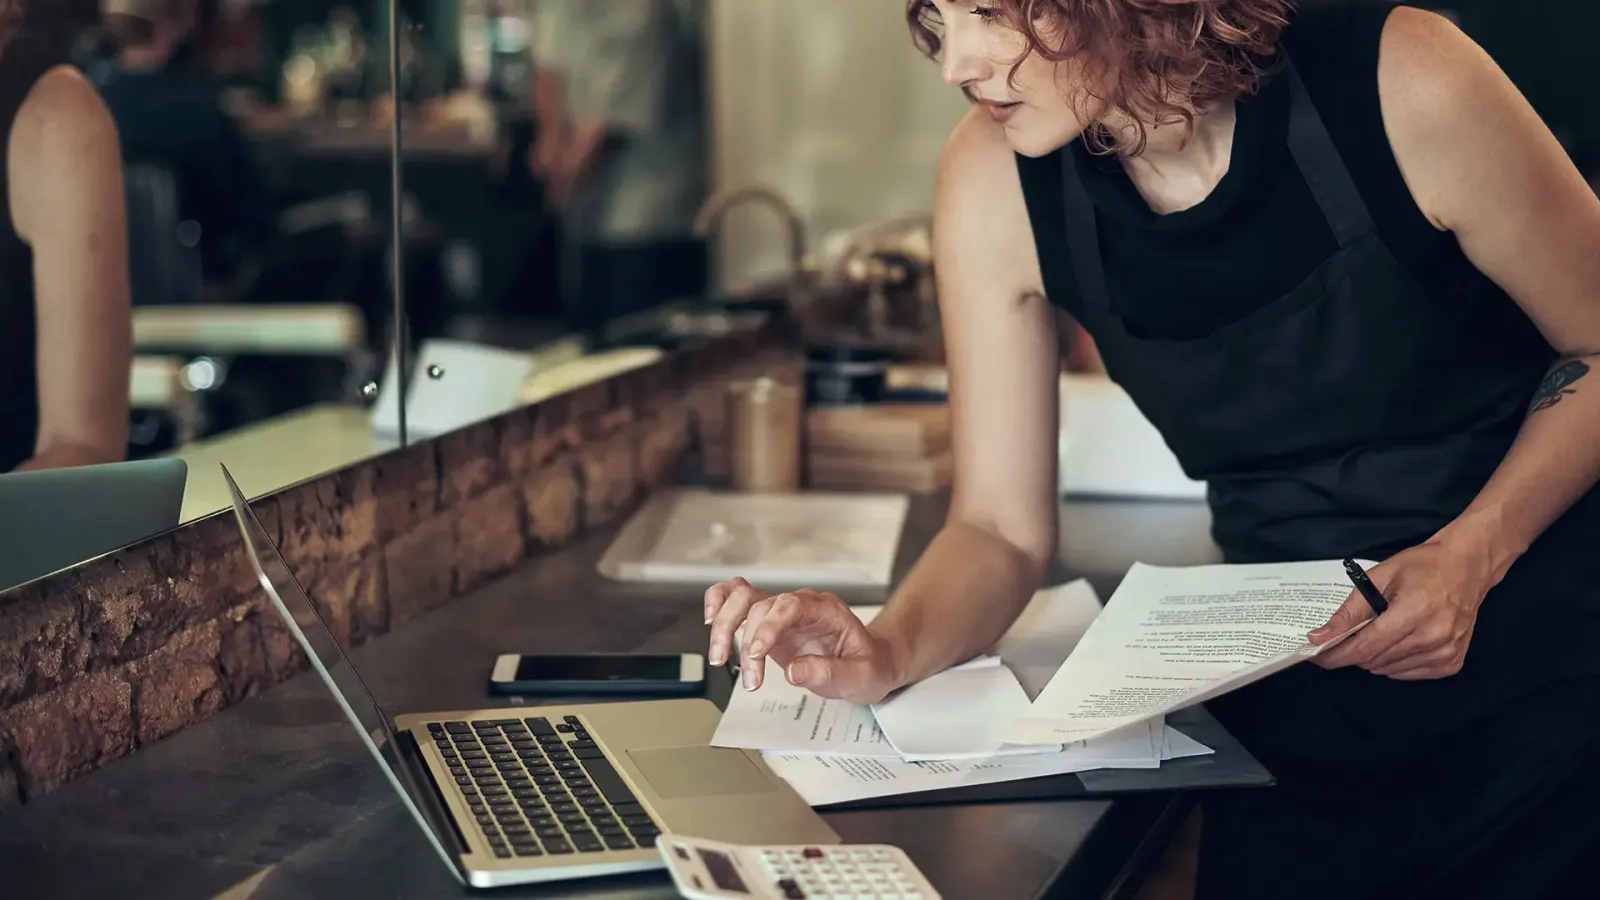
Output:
(1058, 60), (1600, 899)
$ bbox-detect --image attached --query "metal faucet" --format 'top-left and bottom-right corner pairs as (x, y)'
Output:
(693, 184), (812, 306)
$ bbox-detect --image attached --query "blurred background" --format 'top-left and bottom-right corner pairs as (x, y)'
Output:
(5, 0), (1595, 521)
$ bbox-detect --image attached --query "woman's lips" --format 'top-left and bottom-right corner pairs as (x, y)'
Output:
(982, 101), (1022, 124)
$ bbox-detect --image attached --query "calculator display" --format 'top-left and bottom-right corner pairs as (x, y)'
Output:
(698, 848), (750, 893)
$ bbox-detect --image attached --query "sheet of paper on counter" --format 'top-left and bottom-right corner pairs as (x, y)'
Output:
(763, 718), (1213, 807)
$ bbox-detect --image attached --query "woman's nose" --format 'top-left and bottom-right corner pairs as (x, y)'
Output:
(941, 32), (990, 86)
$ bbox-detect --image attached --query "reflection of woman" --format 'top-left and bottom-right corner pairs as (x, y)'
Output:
(708, 2), (1600, 898)
(0, 2), (131, 471)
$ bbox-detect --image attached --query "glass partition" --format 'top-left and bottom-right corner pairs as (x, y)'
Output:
(85, 0), (406, 523)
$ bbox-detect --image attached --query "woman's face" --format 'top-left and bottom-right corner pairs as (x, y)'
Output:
(928, 0), (1105, 157)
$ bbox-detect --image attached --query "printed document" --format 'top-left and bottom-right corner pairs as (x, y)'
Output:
(999, 560), (1371, 745)
(763, 718), (1213, 807)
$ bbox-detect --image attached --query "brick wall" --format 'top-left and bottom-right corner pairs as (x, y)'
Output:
(0, 325), (786, 811)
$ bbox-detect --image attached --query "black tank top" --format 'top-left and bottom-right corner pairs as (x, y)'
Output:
(1016, 0), (1547, 358)
(0, 35), (63, 472)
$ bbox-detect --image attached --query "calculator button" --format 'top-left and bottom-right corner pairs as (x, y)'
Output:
(775, 878), (806, 899)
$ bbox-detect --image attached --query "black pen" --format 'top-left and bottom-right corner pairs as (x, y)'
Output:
(1342, 558), (1388, 614)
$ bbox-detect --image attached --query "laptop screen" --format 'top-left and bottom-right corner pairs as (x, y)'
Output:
(221, 464), (461, 880)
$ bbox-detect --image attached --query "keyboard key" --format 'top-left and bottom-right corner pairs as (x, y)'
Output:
(604, 835), (634, 851)
(558, 811), (587, 824)
(632, 832), (658, 848)
(611, 802), (646, 818)
(577, 753), (637, 805)
(475, 815), (495, 827)
(535, 826), (565, 839)
(444, 722), (471, 734)
(502, 824), (531, 836)
(544, 840), (574, 855)
(578, 796), (608, 810)
(574, 730), (591, 741)
(454, 776), (473, 786)
(573, 834), (605, 853)
(492, 846), (512, 859)
(434, 739), (452, 750)
(513, 845), (543, 857)
(487, 719), (520, 727)
(621, 815), (654, 829)
(556, 723), (574, 733)
(596, 823), (626, 836)
(563, 715), (582, 726)
(472, 722), (499, 733)
(524, 717), (556, 736)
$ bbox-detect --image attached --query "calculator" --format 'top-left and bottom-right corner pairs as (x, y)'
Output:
(657, 835), (940, 899)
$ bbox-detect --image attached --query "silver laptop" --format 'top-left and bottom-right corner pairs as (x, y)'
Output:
(0, 458), (187, 592)
(221, 464), (837, 889)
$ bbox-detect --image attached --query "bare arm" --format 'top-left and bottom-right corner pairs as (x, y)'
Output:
(1375, 9), (1600, 579)
(9, 67), (131, 471)
(871, 109), (1064, 688)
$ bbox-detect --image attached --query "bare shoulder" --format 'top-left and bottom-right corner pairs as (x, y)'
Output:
(934, 108), (1039, 279)
(938, 107), (1026, 203)
(12, 65), (118, 157)
(9, 66), (122, 237)
(1375, 6), (1541, 228)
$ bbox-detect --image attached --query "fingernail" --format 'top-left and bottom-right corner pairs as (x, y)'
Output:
(742, 666), (758, 691)
(710, 648), (725, 666)
(703, 614), (712, 625)
(746, 640), (764, 659)
(787, 661), (805, 685)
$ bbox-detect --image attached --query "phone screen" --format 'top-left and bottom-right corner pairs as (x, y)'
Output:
(512, 654), (685, 683)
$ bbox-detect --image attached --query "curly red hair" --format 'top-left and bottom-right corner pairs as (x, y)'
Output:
(907, 0), (1296, 155)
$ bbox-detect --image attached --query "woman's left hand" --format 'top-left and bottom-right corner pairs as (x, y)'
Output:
(1308, 540), (1496, 680)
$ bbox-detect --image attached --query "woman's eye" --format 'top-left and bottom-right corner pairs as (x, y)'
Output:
(971, 4), (1000, 21)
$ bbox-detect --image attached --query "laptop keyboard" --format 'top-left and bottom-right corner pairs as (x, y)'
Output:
(426, 715), (662, 860)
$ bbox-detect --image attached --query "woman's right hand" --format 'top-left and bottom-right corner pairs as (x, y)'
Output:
(704, 578), (904, 704)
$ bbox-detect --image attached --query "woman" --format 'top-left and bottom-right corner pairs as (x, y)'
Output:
(706, 1), (1600, 898)
(0, 0), (132, 471)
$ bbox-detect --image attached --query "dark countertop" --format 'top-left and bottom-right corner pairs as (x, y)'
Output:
(0, 495), (1221, 900)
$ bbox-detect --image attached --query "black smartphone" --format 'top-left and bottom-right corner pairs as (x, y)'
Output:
(487, 652), (707, 696)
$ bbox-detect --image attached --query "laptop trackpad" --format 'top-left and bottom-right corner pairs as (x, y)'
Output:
(626, 746), (779, 799)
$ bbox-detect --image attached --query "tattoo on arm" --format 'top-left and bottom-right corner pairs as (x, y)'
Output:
(1528, 359), (1592, 413)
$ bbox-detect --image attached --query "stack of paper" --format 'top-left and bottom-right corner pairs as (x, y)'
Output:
(711, 581), (1215, 806)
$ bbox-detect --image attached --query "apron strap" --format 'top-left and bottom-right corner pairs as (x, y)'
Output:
(1283, 57), (1378, 248)
(1056, 53), (1378, 314)
(1058, 146), (1114, 314)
